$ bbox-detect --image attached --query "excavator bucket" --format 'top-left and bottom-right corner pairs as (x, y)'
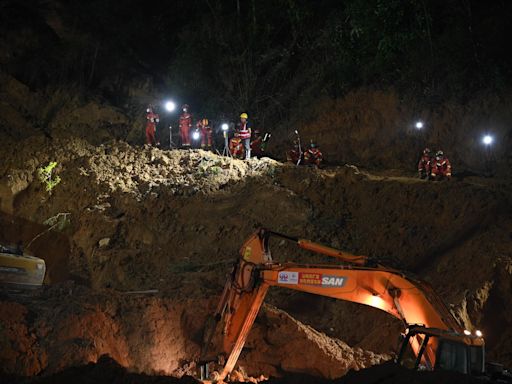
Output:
(0, 246), (46, 288)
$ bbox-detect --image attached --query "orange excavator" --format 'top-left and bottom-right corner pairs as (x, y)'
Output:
(199, 229), (508, 382)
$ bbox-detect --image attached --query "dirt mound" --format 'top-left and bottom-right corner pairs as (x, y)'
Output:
(86, 141), (278, 198)
(0, 355), (198, 384)
(0, 71), (133, 144)
(0, 136), (277, 207)
(238, 306), (388, 379)
(1, 134), (511, 379)
(0, 284), (203, 377)
(0, 285), (387, 380)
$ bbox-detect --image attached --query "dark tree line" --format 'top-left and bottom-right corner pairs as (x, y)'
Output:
(1, 0), (511, 126)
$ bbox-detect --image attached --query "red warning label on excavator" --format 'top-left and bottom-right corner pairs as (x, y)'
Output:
(299, 272), (322, 285)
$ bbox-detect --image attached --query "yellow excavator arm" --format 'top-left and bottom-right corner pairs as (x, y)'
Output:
(200, 229), (485, 382)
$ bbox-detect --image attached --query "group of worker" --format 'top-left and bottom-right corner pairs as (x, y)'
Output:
(418, 148), (452, 180)
(145, 104), (268, 160)
(148, 105), (454, 175)
(176, 104), (216, 150)
(287, 140), (324, 167)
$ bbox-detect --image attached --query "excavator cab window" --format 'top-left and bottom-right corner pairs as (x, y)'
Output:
(436, 340), (469, 374)
(469, 345), (485, 374)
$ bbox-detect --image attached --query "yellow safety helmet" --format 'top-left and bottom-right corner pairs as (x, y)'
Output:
(240, 113), (248, 119)
(202, 118), (209, 125)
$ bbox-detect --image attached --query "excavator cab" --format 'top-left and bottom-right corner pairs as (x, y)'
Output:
(397, 325), (485, 375)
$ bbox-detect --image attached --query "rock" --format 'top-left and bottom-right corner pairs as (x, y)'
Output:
(98, 238), (110, 248)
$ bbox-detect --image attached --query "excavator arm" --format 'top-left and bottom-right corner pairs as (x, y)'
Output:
(200, 229), (484, 381)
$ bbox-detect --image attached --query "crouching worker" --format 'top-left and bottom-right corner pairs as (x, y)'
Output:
(431, 150), (452, 180)
(304, 141), (323, 167)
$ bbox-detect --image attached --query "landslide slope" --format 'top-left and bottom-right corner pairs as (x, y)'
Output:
(0, 135), (511, 378)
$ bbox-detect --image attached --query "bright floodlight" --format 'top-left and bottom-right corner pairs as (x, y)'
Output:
(475, 330), (483, 337)
(463, 329), (471, 336)
(165, 101), (176, 112)
(482, 135), (493, 145)
(221, 123), (229, 131)
(192, 131), (200, 140)
(415, 121), (424, 129)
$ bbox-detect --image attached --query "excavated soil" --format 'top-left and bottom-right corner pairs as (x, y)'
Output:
(1, 134), (511, 382)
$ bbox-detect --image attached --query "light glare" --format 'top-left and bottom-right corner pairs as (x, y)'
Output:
(221, 123), (229, 131)
(482, 135), (493, 145)
(415, 121), (424, 129)
(165, 101), (176, 112)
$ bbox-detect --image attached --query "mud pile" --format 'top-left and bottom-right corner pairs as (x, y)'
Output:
(239, 306), (387, 379)
(0, 355), (197, 384)
(1, 134), (511, 380)
(0, 284), (201, 377)
(0, 71), (134, 144)
(0, 284), (388, 380)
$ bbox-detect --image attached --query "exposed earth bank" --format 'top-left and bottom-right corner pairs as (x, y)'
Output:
(0, 134), (511, 382)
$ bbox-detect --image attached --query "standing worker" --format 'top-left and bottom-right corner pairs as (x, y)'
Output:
(250, 129), (263, 158)
(237, 113), (252, 160)
(197, 118), (213, 150)
(418, 148), (432, 179)
(145, 105), (160, 146)
(179, 104), (193, 148)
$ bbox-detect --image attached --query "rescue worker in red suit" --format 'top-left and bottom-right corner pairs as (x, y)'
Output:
(179, 104), (193, 148)
(229, 131), (244, 159)
(418, 148), (432, 179)
(236, 113), (252, 160)
(304, 141), (323, 166)
(145, 105), (160, 146)
(197, 118), (213, 150)
(430, 150), (452, 180)
(250, 129), (263, 158)
(286, 140), (302, 164)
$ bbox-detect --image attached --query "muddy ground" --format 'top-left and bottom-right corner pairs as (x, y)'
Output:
(1, 66), (512, 383)
(0, 130), (511, 382)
